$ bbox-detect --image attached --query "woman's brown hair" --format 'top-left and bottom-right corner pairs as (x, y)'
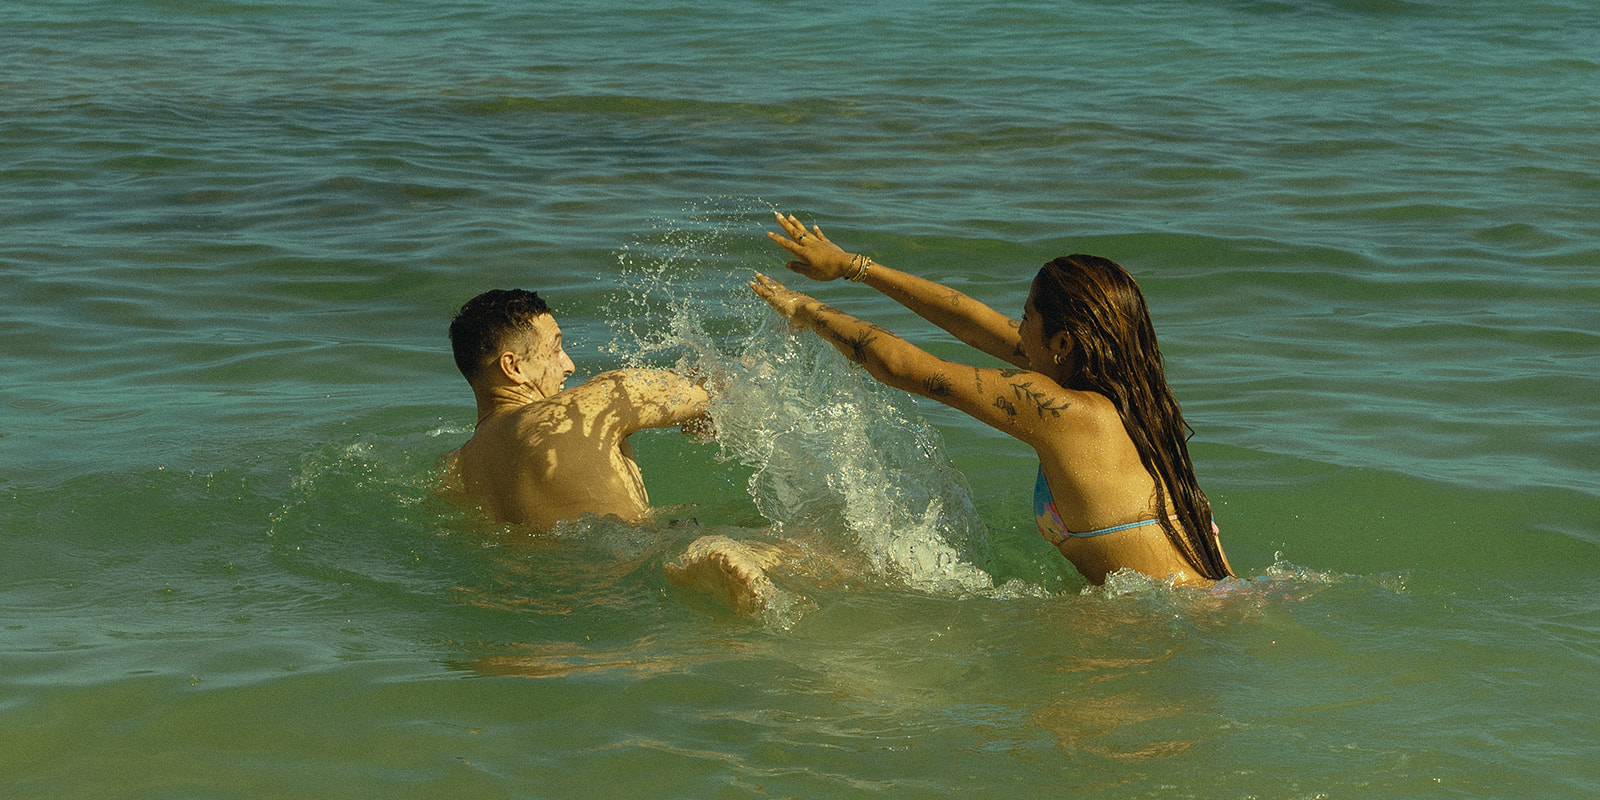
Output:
(1032, 255), (1232, 580)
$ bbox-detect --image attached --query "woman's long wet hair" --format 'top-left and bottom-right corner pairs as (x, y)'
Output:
(1032, 255), (1232, 580)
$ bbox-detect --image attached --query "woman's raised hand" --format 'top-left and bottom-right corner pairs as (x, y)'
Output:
(748, 273), (816, 324)
(766, 211), (855, 282)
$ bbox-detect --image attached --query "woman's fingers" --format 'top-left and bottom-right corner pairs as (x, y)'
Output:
(768, 211), (848, 281)
(772, 212), (823, 253)
(751, 273), (786, 297)
(773, 211), (802, 241)
(765, 230), (793, 254)
(749, 273), (803, 317)
(748, 273), (777, 302)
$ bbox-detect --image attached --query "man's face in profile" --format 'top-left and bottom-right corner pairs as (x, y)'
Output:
(519, 314), (575, 398)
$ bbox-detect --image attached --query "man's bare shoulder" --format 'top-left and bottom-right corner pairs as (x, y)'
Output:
(551, 368), (707, 421)
(484, 370), (654, 413)
(564, 368), (699, 394)
(457, 369), (707, 474)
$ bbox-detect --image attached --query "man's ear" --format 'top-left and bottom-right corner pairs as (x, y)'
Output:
(496, 350), (523, 384)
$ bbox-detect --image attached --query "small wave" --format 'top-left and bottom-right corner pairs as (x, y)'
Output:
(1052, 552), (1381, 625)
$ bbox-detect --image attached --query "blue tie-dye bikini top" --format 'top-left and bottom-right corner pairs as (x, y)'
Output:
(1033, 464), (1216, 548)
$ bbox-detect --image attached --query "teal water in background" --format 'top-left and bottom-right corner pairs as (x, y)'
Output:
(3, 0), (1598, 796)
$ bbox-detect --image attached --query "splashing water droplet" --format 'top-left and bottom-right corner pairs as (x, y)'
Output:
(605, 199), (993, 595)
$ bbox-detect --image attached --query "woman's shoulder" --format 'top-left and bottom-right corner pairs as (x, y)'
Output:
(1019, 374), (1121, 425)
(965, 367), (1120, 447)
(1032, 387), (1131, 452)
(1066, 388), (1125, 426)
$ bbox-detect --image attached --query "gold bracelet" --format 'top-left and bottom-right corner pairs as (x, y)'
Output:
(848, 254), (874, 282)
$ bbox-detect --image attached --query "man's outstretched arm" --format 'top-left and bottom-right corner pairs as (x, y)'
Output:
(567, 369), (711, 438)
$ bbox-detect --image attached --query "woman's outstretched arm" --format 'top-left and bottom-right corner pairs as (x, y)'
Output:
(750, 273), (1072, 446)
(767, 212), (1027, 368)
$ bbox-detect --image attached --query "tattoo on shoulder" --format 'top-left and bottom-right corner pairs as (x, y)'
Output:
(1010, 380), (1071, 418)
(922, 374), (953, 397)
(998, 368), (1024, 378)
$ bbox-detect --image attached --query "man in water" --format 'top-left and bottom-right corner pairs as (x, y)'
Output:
(445, 288), (781, 613)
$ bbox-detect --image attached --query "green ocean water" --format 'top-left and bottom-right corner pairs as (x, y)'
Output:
(3, 0), (1598, 797)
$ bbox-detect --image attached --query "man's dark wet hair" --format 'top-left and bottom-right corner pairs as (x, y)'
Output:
(448, 289), (552, 383)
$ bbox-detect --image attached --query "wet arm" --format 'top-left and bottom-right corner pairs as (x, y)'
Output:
(784, 294), (1065, 444)
(581, 369), (711, 435)
(767, 212), (1025, 367)
(854, 260), (1027, 368)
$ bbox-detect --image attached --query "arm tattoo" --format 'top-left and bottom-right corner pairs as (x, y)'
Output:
(1010, 380), (1071, 418)
(942, 291), (964, 308)
(841, 330), (877, 362)
(922, 374), (953, 397)
(816, 315), (877, 363)
(812, 305), (896, 365)
(993, 395), (1019, 422)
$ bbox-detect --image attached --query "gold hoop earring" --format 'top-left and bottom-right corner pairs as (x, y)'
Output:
(1052, 354), (1062, 365)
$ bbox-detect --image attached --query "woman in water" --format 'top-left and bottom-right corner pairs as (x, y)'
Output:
(751, 212), (1233, 586)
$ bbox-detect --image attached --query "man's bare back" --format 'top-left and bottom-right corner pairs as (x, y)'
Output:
(446, 288), (784, 614)
(454, 368), (709, 529)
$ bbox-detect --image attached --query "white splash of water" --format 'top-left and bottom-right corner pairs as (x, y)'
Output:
(603, 200), (993, 595)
